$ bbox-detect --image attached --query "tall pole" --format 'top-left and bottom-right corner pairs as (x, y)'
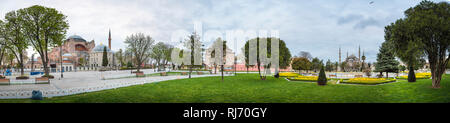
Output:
(60, 41), (64, 79)
(31, 53), (35, 72)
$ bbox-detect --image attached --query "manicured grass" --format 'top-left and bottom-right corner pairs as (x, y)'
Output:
(1, 74), (449, 103)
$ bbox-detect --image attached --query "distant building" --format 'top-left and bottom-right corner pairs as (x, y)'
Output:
(31, 29), (116, 72)
(48, 35), (95, 65)
(89, 44), (115, 67)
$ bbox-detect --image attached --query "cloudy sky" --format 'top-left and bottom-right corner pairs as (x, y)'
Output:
(1, 0), (448, 62)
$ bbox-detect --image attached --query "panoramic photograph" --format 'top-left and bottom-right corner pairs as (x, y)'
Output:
(0, 0), (449, 119)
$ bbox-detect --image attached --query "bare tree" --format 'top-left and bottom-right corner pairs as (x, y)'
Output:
(124, 33), (155, 73)
(298, 51), (312, 61)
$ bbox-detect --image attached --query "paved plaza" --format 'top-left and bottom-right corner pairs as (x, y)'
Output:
(0, 69), (226, 99)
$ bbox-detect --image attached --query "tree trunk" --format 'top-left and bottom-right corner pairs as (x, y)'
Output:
(257, 62), (262, 80)
(379, 72), (382, 78)
(221, 65), (224, 82)
(386, 72), (389, 78)
(60, 45), (63, 78)
(246, 66), (248, 73)
(137, 62), (141, 72)
(431, 63), (445, 89)
(0, 48), (4, 74)
(408, 66), (416, 82)
(432, 72), (442, 88)
(189, 65), (192, 78)
(19, 53), (24, 76)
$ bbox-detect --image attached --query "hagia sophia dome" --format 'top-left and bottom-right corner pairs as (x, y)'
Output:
(67, 35), (87, 42)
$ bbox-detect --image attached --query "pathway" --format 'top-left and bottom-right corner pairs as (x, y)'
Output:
(0, 69), (228, 99)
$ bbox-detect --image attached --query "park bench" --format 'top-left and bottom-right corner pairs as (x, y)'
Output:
(181, 72), (188, 75)
(35, 77), (49, 84)
(30, 72), (44, 76)
(197, 72), (203, 75)
(329, 75), (337, 78)
(136, 72), (145, 77)
(355, 75), (363, 78)
(0, 78), (10, 85)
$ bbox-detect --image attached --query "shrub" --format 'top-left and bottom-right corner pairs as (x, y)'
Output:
(317, 66), (327, 85)
(274, 73), (280, 78)
(160, 72), (168, 76)
(126, 61), (133, 68)
(41, 75), (54, 79)
(16, 76), (29, 80)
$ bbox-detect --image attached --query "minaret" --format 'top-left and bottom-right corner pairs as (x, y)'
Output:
(108, 29), (111, 49)
(346, 51), (348, 58)
(358, 45), (361, 63)
(338, 46), (342, 72)
(339, 46), (341, 64)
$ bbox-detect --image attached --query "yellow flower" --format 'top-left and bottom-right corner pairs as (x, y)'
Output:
(279, 72), (300, 77)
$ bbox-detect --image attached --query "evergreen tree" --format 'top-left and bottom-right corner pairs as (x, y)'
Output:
(317, 66), (327, 85)
(102, 47), (108, 67)
(375, 42), (399, 78)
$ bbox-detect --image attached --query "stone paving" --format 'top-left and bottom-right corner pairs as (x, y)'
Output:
(0, 69), (228, 99)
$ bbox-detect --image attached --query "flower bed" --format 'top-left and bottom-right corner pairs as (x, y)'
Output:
(397, 72), (431, 79)
(341, 78), (396, 85)
(279, 72), (300, 77)
(287, 76), (331, 82)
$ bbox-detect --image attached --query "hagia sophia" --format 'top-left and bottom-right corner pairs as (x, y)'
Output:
(28, 30), (117, 72)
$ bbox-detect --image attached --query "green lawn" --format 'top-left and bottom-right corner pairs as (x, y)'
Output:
(1, 74), (449, 103)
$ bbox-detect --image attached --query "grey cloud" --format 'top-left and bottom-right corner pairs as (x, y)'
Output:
(354, 17), (382, 29)
(337, 14), (364, 25)
(337, 14), (382, 29)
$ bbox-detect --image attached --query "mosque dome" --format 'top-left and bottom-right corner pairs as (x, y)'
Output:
(93, 44), (111, 52)
(67, 35), (86, 42)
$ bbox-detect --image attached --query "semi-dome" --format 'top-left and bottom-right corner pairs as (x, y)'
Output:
(68, 35), (86, 42)
(93, 44), (111, 52)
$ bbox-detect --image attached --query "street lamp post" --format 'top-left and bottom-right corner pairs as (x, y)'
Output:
(60, 41), (64, 79)
(31, 53), (36, 72)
